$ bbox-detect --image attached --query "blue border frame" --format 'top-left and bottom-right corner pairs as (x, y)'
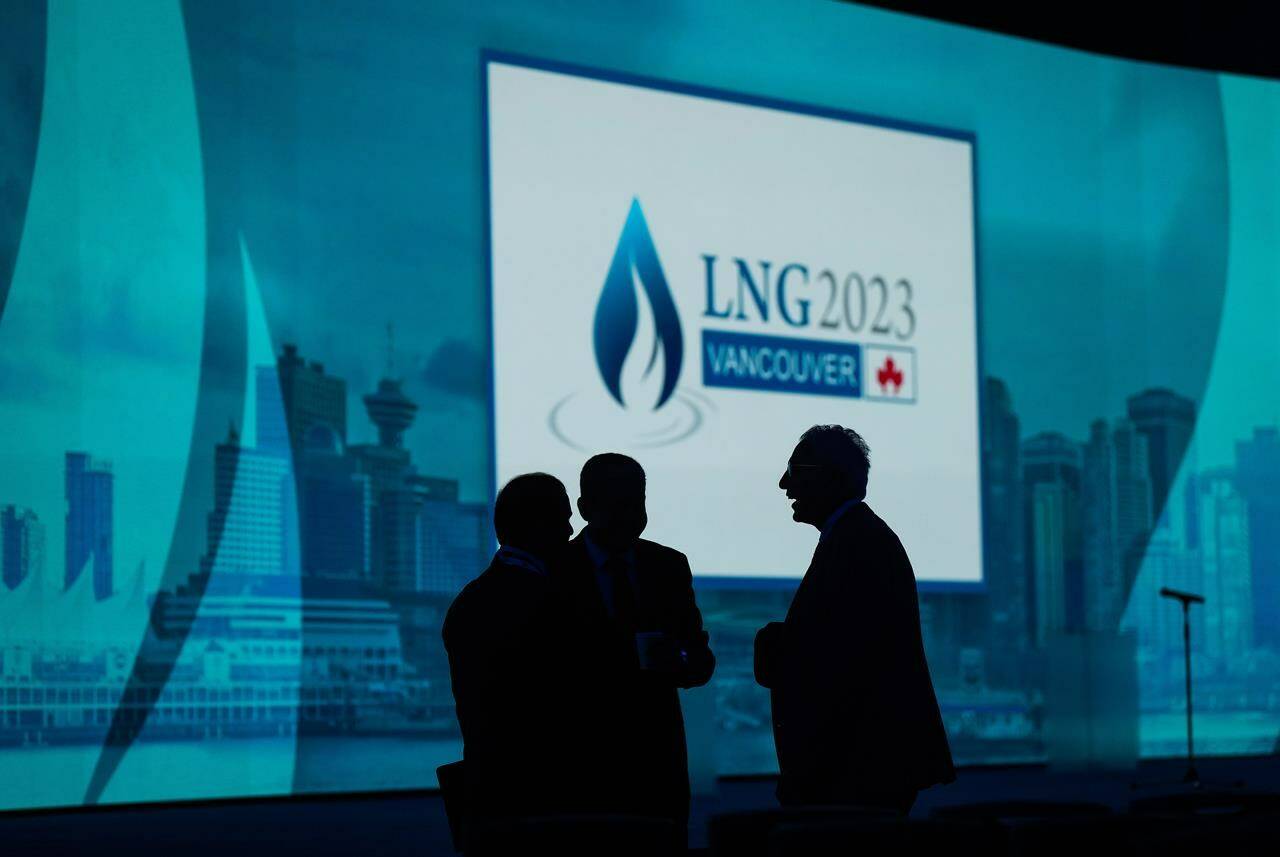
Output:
(481, 54), (499, 557)
(482, 49), (976, 144)
(481, 49), (986, 593)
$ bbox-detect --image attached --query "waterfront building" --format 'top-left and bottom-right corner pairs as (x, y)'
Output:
(0, 571), (446, 746)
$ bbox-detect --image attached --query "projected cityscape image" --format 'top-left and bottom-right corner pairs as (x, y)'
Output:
(3, 342), (1277, 804)
(1, 0), (1278, 814)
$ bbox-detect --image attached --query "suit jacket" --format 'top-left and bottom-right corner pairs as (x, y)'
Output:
(755, 502), (955, 804)
(556, 534), (715, 823)
(442, 555), (576, 823)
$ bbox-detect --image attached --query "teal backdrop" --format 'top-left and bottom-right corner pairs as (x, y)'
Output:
(0, 0), (1276, 811)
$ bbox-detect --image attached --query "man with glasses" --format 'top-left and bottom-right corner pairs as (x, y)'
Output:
(755, 425), (954, 814)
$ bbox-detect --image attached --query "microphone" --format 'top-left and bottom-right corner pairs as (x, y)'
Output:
(1160, 587), (1205, 605)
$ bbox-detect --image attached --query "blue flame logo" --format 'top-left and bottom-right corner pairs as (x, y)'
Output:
(593, 198), (683, 410)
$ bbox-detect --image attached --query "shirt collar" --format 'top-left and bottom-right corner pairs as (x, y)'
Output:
(819, 498), (862, 542)
(582, 529), (636, 570)
(495, 545), (548, 576)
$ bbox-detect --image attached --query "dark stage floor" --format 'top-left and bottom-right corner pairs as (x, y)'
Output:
(5, 755), (1277, 855)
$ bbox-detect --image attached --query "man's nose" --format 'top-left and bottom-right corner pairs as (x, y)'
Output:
(779, 469), (790, 491)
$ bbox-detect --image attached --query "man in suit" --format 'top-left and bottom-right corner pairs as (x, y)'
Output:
(442, 472), (576, 834)
(559, 452), (715, 831)
(755, 425), (954, 813)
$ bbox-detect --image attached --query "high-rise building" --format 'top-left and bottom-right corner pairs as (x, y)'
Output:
(1125, 533), (1203, 661)
(1022, 432), (1083, 645)
(1234, 427), (1280, 649)
(981, 378), (1027, 671)
(378, 487), (423, 593)
(1127, 388), (1196, 545)
(270, 344), (347, 452)
(348, 371), (461, 593)
(1081, 419), (1153, 631)
(348, 379), (429, 496)
(1197, 467), (1253, 662)
(1, 505), (44, 590)
(1107, 418), (1143, 619)
(363, 377), (418, 449)
(298, 425), (371, 581)
(417, 500), (491, 594)
(65, 451), (114, 600)
(1111, 419), (1154, 603)
(350, 443), (413, 504)
(202, 425), (292, 576)
(1082, 420), (1115, 631)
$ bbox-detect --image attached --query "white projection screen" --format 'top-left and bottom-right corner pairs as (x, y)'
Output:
(486, 55), (982, 585)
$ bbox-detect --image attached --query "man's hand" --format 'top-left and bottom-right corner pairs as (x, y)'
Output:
(636, 631), (685, 673)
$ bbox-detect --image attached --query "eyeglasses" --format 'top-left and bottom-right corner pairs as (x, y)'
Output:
(786, 462), (823, 478)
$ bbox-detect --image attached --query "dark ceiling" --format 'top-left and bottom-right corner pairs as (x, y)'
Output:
(853, 1), (1280, 80)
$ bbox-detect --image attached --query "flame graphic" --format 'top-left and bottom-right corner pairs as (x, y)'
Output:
(593, 198), (683, 410)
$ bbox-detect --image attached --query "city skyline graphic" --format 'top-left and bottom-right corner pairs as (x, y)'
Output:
(3, 344), (1278, 790)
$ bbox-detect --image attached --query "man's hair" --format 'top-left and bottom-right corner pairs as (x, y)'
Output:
(494, 472), (566, 545)
(798, 424), (871, 499)
(580, 452), (645, 500)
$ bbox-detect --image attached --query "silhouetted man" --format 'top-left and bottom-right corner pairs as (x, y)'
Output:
(755, 425), (954, 813)
(559, 453), (715, 831)
(442, 473), (576, 835)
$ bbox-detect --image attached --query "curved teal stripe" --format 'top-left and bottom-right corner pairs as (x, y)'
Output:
(0, 0), (45, 319)
(1191, 77), (1280, 466)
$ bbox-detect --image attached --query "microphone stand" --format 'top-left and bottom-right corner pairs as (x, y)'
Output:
(1131, 588), (1243, 793)
(1160, 587), (1203, 785)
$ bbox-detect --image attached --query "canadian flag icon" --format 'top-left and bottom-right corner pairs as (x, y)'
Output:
(863, 346), (916, 402)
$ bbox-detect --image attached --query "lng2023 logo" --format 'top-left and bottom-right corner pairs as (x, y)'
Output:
(549, 198), (918, 450)
(593, 199), (683, 411)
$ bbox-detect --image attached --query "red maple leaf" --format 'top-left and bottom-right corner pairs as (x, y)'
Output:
(876, 356), (904, 393)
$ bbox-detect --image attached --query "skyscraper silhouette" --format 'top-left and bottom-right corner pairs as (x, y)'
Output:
(1234, 427), (1280, 649)
(349, 376), (420, 592)
(1081, 420), (1152, 631)
(1196, 467), (1253, 661)
(1, 504), (43, 591)
(1082, 421), (1115, 632)
(1022, 432), (1084, 644)
(202, 424), (291, 577)
(299, 425), (372, 581)
(981, 378), (1028, 677)
(418, 498), (491, 594)
(1127, 388), (1196, 545)
(65, 452), (114, 600)
(269, 343), (347, 452)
